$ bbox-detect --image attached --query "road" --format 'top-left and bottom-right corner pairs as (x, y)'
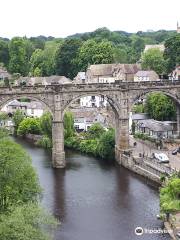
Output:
(129, 135), (180, 171)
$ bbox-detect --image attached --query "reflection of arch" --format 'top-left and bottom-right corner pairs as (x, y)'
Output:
(62, 93), (120, 118)
(0, 95), (53, 114)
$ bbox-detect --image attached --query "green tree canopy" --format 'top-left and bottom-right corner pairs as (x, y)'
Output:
(40, 111), (52, 138)
(164, 34), (180, 73)
(55, 38), (82, 79)
(12, 110), (25, 135)
(8, 37), (30, 76)
(0, 40), (9, 67)
(17, 117), (41, 136)
(64, 112), (75, 139)
(0, 203), (58, 240)
(0, 138), (41, 212)
(145, 93), (176, 121)
(141, 48), (166, 75)
(87, 123), (105, 139)
(77, 39), (114, 71)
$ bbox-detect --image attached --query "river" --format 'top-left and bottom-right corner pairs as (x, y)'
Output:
(14, 138), (170, 240)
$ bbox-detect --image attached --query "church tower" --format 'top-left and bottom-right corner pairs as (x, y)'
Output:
(177, 22), (180, 33)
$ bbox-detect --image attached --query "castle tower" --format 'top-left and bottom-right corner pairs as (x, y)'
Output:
(177, 22), (180, 33)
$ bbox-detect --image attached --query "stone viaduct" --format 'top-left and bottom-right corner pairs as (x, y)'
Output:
(0, 80), (180, 168)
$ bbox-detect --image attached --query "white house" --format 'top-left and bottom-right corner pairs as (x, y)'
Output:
(80, 95), (107, 108)
(134, 71), (159, 82)
(3, 100), (45, 118)
(71, 108), (107, 131)
(169, 66), (180, 81)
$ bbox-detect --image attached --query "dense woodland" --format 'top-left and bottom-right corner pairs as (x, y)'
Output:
(0, 27), (180, 79)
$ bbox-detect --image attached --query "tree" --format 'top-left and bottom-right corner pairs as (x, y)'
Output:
(87, 123), (105, 139)
(164, 34), (180, 73)
(17, 118), (41, 136)
(145, 93), (176, 121)
(64, 112), (75, 139)
(160, 177), (180, 214)
(12, 110), (25, 135)
(97, 128), (115, 160)
(0, 112), (8, 127)
(40, 111), (52, 138)
(0, 203), (58, 240)
(55, 38), (82, 79)
(8, 37), (30, 76)
(0, 40), (9, 67)
(141, 48), (166, 75)
(0, 138), (41, 212)
(77, 39), (114, 71)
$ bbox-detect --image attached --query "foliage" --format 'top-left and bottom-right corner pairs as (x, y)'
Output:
(55, 38), (82, 79)
(37, 135), (52, 149)
(0, 128), (9, 138)
(164, 34), (180, 73)
(132, 104), (145, 113)
(17, 117), (41, 136)
(64, 112), (75, 139)
(0, 40), (9, 67)
(39, 111), (52, 138)
(0, 138), (41, 212)
(134, 132), (156, 142)
(86, 123), (105, 139)
(160, 177), (180, 213)
(0, 112), (8, 121)
(77, 39), (114, 71)
(65, 124), (115, 160)
(12, 110), (25, 135)
(145, 93), (176, 121)
(97, 129), (115, 159)
(8, 37), (30, 76)
(141, 48), (166, 75)
(0, 203), (58, 240)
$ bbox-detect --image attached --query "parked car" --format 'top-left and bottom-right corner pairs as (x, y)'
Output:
(154, 153), (169, 163)
(172, 147), (180, 155)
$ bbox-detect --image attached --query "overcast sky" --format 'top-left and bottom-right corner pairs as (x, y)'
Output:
(1, 0), (180, 38)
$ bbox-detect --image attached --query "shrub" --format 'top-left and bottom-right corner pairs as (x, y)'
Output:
(17, 117), (41, 136)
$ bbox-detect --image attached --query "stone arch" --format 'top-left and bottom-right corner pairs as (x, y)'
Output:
(62, 92), (120, 118)
(129, 89), (180, 139)
(131, 89), (180, 111)
(0, 95), (53, 115)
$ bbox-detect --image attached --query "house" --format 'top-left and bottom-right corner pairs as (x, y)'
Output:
(0, 67), (11, 80)
(136, 119), (175, 138)
(3, 100), (45, 118)
(129, 113), (149, 132)
(71, 108), (106, 131)
(144, 44), (165, 53)
(86, 64), (116, 83)
(134, 70), (159, 82)
(73, 72), (86, 83)
(169, 66), (180, 81)
(15, 76), (72, 86)
(86, 63), (141, 83)
(80, 95), (107, 108)
(114, 64), (141, 82)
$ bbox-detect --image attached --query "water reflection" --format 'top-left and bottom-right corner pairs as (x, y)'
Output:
(12, 139), (170, 240)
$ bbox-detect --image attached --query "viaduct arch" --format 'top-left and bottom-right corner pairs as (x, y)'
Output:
(0, 81), (179, 168)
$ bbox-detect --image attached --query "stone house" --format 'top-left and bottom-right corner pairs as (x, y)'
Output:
(16, 76), (71, 86)
(169, 66), (180, 81)
(3, 100), (45, 118)
(0, 67), (11, 80)
(86, 63), (141, 83)
(134, 70), (159, 82)
(73, 72), (86, 83)
(136, 119), (175, 138)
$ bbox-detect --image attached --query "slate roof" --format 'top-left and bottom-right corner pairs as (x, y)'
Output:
(135, 70), (158, 78)
(137, 119), (173, 132)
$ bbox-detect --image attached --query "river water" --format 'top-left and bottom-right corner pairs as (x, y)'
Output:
(14, 138), (170, 240)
